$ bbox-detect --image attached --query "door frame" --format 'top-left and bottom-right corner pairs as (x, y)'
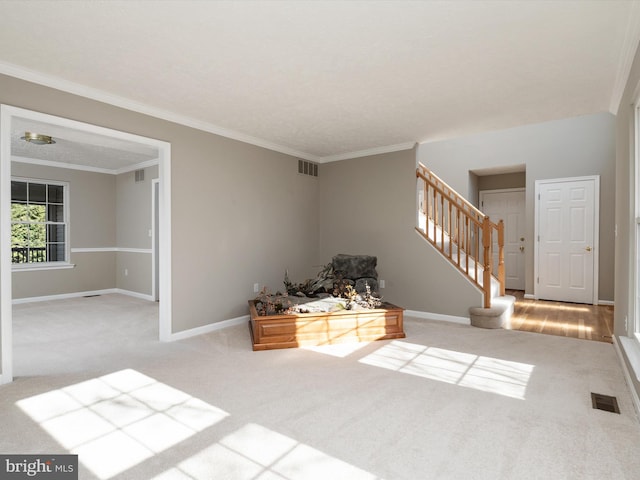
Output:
(152, 178), (160, 302)
(1, 105), (173, 385)
(479, 187), (526, 290)
(534, 175), (600, 304)
(479, 187), (526, 208)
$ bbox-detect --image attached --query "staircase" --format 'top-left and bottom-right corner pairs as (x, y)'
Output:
(416, 163), (515, 328)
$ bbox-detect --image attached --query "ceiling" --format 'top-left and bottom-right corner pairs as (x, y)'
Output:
(11, 117), (158, 172)
(1, 0), (639, 164)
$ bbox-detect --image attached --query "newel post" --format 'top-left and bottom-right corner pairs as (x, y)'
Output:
(482, 216), (492, 308)
(497, 219), (505, 296)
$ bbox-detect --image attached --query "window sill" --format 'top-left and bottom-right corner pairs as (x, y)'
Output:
(620, 335), (640, 382)
(12, 262), (76, 272)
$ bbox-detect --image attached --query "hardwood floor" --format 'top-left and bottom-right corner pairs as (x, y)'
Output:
(506, 289), (614, 344)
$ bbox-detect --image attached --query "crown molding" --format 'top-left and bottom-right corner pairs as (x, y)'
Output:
(609, 0), (640, 114)
(0, 61), (319, 161)
(11, 155), (115, 174)
(0, 61), (419, 165)
(12, 155), (158, 175)
(114, 158), (159, 175)
(319, 142), (416, 163)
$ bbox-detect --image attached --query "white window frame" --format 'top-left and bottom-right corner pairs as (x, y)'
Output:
(635, 97), (640, 343)
(620, 95), (640, 391)
(10, 176), (73, 271)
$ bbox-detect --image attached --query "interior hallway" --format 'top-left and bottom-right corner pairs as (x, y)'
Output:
(507, 290), (614, 344)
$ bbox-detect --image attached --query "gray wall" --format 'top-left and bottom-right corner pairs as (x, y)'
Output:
(469, 172), (526, 208)
(476, 172), (526, 205)
(11, 162), (159, 299)
(417, 112), (616, 301)
(115, 165), (158, 296)
(11, 162), (116, 298)
(319, 148), (482, 317)
(0, 73), (319, 337)
(614, 39), (640, 400)
(116, 165), (157, 249)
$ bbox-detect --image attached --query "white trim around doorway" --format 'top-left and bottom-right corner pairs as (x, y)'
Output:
(0, 105), (173, 384)
(533, 175), (600, 305)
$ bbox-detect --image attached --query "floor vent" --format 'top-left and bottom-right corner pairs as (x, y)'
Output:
(591, 392), (620, 414)
(83, 294), (101, 298)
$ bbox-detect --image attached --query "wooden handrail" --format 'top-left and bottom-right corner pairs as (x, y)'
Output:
(417, 163), (485, 223)
(416, 163), (505, 308)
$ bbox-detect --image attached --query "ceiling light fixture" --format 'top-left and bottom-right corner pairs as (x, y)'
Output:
(21, 132), (55, 145)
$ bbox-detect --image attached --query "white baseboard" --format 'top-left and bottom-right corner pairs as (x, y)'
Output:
(521, 293), (613, 306)
(174, 309), (470, 342)
(12, 288), (154, 304)
(12, 288), (118, 304)
(613, 335), (640, 423)
(405, 309), (471, 325)
(169, 314), (250, 342)
(11, 289), (245, 344)
(114, 288), (154, 301)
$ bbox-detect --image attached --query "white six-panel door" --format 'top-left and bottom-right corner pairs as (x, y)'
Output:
(480, 189), (526, 290)
(535, 176), (599, 304)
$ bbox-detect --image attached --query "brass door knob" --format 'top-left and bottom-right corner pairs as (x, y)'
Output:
(519, 245), (525, 252)
(585, 246), (592, 252)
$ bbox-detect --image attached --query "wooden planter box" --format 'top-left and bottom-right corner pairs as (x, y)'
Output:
(248, 300), (405, 351)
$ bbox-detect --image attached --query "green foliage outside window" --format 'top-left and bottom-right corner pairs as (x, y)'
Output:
(11, 204), (46, 263)
(11, 180), (66, 264)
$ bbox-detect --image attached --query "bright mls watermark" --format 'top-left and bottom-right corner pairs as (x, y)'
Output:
(0, 455), (77, 479)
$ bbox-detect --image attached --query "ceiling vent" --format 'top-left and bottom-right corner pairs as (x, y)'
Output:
(298, 160), (318, 178)
(135, 169), (145, 183)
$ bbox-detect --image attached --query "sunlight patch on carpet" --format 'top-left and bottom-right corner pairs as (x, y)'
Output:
(17, 369), (229, 479)
(152, 423), (381, 480)
(359, 340), (534, 399)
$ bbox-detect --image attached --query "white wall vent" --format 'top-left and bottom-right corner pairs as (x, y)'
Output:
(135, 169), (145, 183)
(298, 160), (318, 177)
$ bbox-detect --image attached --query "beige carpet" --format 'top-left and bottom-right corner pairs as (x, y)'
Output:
(2, 294), (639, 479)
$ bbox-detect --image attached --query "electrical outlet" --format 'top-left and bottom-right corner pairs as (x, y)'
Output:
(625, 316), (628, 331)
(253, 283), (260, 293)
(124, 268), (128, 277)
(379, 279), (386, 288)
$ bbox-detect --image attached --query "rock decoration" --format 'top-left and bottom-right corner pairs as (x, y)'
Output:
(257, 254), (383, 316)
(331, 254), (378, 294)
(283, 254), (380, 298)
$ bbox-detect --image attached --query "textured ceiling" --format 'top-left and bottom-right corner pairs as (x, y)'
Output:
(11, 118), (158, 171)
(0, 0), (639, 162)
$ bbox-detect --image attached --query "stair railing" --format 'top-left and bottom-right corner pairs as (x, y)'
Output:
(416, 163), (505, 308)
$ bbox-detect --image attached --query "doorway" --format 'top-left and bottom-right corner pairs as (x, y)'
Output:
(480, 188), (526, 290)
(153, 179), (160, 302)
(0, 105), (173, 384)
(534, 176), (599, 304)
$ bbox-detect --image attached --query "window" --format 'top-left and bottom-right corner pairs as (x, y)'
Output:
(636, 100), (640, 341)
(624, 99), (640, 377)
(11, 177), (69, 267)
